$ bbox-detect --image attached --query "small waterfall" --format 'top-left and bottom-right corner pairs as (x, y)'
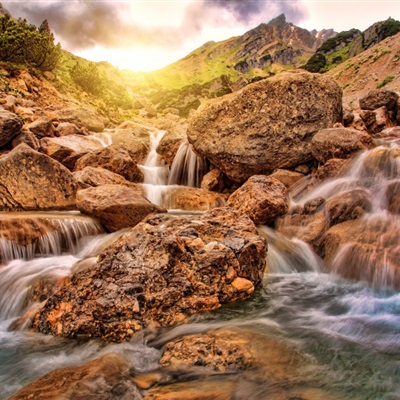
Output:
(0, 213), (104, 262)
(168, 141), (206, 187)
(92, 130), (113, 147)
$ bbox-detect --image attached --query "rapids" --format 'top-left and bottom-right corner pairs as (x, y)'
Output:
(0, 134), (400, 399)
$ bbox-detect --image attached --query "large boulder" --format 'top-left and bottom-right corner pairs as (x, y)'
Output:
(227, 176), (289, 225)
(187, 70), (342, 182)
(24, 117), (55, 138)
(311, 127), (374, 163)
(40, 135), (106, 169)
(0, 108), (23, 147)
(55, 107), (105, 132)
(76, 184), (164, 232)
(359, 89), (399, 112)
(33, 208), (267, 341)
(73, 167), (140, 189)
(0, 144), (77, 211)
(74, 144), (144, 183)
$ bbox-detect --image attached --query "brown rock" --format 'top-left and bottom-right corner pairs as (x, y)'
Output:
(0, 108), (23, 147)
(188, 70), (342, 182)
(55, 107), (105, 132)
(55, 122), (81, 136)
(227, 176), (289, 225)
(311, 127), (374, 163)
(0, 144), (77, 211)
(157, 128), (186, 166)
(25, 118), (55, 138)
(359, 89), (399, 111)
(269, 169), (305, 190)
(11, 128), (40, 150)
(40, 135), (106, 169)
(76, 184), (165, 232)
(74, 144), (144, 182)
(386, 181), (400, 214)
(200, 168), (226, 192)
(33, 208), (267, 341)
(8, 353), (142, 400)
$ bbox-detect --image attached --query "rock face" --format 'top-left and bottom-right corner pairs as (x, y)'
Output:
(187, 70), (342, 182)
(227, 176), (289, 225)
(8, 353), (142, 400)
(0, 108), (23, 146)
(311, 127), (374, 163)
(33, 208), (267, 341)
(76, 184), (164, 232)
(0, 144), (77, 211)
(73, 167), (140, 189)
(74, 144), (144, 183)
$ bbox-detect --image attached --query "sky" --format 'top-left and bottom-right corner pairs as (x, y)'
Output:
(2, 0), (399, 72)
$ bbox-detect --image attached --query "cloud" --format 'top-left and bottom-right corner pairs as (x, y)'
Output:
(3, 0), (307, 53)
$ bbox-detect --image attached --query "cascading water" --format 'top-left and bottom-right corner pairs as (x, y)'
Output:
(0, 137), (400, 399)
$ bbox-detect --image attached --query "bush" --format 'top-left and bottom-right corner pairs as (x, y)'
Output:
(0, 15), (61, 71)
(70, 62), (103, 96)
(376, 75), (395, 88)
(301, 53), (327, 73)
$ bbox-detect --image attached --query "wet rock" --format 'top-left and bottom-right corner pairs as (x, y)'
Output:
(8, 353), (142, 400)
(0, 144), (77, 211)
(73, 167), (141, 189)
(311, 127), (374, 163)
(188, 70), (342, 182)
(387, 181), (400, 214)
(40, 135), (106, 169)
(33, 208), (267, 341)
(311, 158), (351, 181)
(156, 129), (186, 166)
(24, 117), (55, 138)
(0, 108), (23, 147)
(227, 176), (289, 225)
(269, 169), (305, 190)
(55, 107), (105, 132)
(200, 168), (226, 192)
(74, 144), (144, 183)
(76, 184), (165, 232)
(359, 89), (399, 112)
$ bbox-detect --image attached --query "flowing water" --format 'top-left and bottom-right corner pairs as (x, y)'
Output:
(0, 138), (400, 398)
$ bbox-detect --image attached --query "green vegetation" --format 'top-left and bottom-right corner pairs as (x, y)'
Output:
(376, 75), (395, 88)
(372, 48), (392, 62)
(317, 29), (360, 54)
(301, 53), (327, 72)
(380, 17), (400, 40)
(0, 15), (61, 71)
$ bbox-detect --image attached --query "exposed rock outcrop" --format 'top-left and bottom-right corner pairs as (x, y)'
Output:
(55, 107), (105, 133)
(0, 108), (23, 147)
(33, 208), (267, 341)
(188, 70), (342, 182)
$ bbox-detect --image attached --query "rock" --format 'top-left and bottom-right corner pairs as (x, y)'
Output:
(359, 89), (399, 112)
(188, 70), (342, 182)
(360, 106), (394, 134)
(200, 168), (226, 192)
(323, 217), (400, 289)
(227, 176), (289, 225)
(76, 184), (165, 232)
(156, 128), (187, 166)
(74, 144), (144, 183)
(311, 127), (374, 163)
(159, 186), (226, 211)
(0, 109), (23, 147)
(311, 158), (351, 181)
(33, 208), (267, 341)
(55, 122), (82, 136)
(15, 106), (35, 122)
(55, 107), (106, 133)
(8, 353), (142, 400)
(40, 135), (106, 169)
(24, 117), (55, 138)
(11, 128), (40, 150)
(386, 181), (400, 214)
(73, 167), (141, 189)
(269, 169), (305, 190)
(0, 144), (77, 211)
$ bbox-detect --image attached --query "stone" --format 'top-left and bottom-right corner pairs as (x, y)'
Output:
(73, 167), (141, 189)
(74, 144), (144, 183)
(55, 122), (82, 136)
(0, 108), (23, 147)
(227, 176), (289, 225)
(25, 117), (55, 138)
(76, 184), (166, 232)
(188, 70), (342, 182)
(156, 128), (187, 166)
(311, 127), (374, 163)
(0, 144), (77, 211)
(33, 208), (267, 341)
(11, 128), (40, 150)
(200, 168), (226, 192)
(8, 353), (142, 400)
(359, 89), (399, 112)
(40, 135), (106, 169)
(269, 169), (305, 190)
(55, 107), (106, 132)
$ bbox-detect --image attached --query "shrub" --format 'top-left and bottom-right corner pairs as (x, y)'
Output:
(376, 75), (395, 88)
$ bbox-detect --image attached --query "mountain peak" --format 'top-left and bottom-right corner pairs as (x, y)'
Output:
(268, 14), (287, 26)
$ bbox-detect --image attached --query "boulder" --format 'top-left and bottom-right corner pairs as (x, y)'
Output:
(0, 109), (23, 147)
(188, 70), (342, 182)
(24, 117), (55, 138)
(0, 144), (77, 211)
(74, 144), (144, 183)
(156, 128), (186, 166)
(40, 135), (106, 169)
(55, 107), (105, 132)
(269, 169), (304, 190)
(311, 127), (374, 163)
(8, 353), (142, 400)
(33, 208), (267, 341)
(55, 122), (81, 136)
(200, 168), (227, 192)
(227, 176), (289, 225)
(360, 106), (394, 134)
(359, 89), (399, 112)
(11, 128), (40, 150)
(73, 167), (141, 189)
(76, 184), (165, 232)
